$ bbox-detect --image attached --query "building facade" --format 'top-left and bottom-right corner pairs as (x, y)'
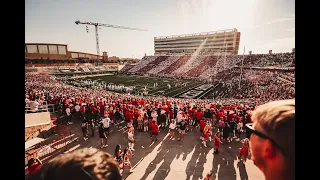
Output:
(25, 43), (106, 61)
(154, 28), (240, 56)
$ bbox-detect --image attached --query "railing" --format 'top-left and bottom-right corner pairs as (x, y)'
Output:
(25, 101), (49, 113)
(25, 124), (73, 174)
(26, 64), (79, 67)
(47, 104), (56, 114)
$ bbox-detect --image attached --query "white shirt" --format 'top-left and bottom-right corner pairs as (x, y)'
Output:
(176, 113), (183, 123)
(66, 108), (71, 116)
(237, 122), (243, 131)
(128, 131), (134, 141)
(102, 117), (110, 128)
(151, 112), (158, 121)
(29, 101), (39, 111)
(25, 99), (30, 107)
(169, 123), (176, 130)
(75, 105), (80, 112)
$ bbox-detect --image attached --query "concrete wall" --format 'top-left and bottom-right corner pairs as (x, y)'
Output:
(25, 112), (51, 128)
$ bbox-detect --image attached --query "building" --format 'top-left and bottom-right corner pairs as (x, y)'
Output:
(154, 28), (240, 56)
(25, 43), (70, 60)
(25, 43), (106, 66)
(108, 56), (120, 61)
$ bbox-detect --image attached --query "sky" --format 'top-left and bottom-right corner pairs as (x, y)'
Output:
(25, 0), (295, 59)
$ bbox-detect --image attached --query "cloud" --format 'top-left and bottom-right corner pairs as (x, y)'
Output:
(254, 37), (295, 53)
(245, 16), (295, 30)
(266, 17), (295, 25)
(274, 37), (294, 42)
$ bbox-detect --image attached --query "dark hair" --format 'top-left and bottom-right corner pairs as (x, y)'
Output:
(115, 144), (121, 157)
(26, 148), (121, 180)
(27, 158), (35, 166)
(123, 147), (129, 159)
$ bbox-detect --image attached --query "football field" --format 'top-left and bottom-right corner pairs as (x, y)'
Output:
(83, 74), (204, 97)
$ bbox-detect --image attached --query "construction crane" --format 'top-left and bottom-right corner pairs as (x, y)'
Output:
(75, 20), (147, 56)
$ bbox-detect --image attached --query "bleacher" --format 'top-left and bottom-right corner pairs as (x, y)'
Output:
(234, 53), (294, 67)
(147, 56), (181, 75)
(95, 66), (106, 71)
(184, 56), (218, 77)
(80, 67), (90, 72)
(136, 56), (169, 74)
(120, 64), (135, 72)
(59, 68), (71, 73)
(158, 56), (190, 75)
(119, 52), (295, 79)
(173, 56), (206, 76)
(128, 56), (157, 73)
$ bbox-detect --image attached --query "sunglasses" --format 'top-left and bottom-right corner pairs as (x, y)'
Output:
(246, 123), (286, 156)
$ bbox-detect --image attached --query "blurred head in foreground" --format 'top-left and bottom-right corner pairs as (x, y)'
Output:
(26, 147), (121, 180)
(246, 99), (295, 180)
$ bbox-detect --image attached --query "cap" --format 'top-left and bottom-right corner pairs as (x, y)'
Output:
(246, 99), (295, 157)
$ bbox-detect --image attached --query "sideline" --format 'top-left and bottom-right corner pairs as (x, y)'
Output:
(68, 73), (114, 79)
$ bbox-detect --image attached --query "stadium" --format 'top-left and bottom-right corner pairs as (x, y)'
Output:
(25, 6), (295, 180)
(25, 39), (295, 102)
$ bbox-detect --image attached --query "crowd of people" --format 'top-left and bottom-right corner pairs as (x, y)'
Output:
(121, 52), (295, 79)
(25, 69), (295, 179)
(202, 68), (295, 101)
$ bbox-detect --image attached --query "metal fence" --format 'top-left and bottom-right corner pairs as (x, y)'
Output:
(25, 124), (73, 174)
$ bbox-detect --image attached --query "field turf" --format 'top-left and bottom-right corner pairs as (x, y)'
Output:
(84, 74), (204, 97)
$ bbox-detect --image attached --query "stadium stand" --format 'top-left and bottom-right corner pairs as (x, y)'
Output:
(120, 53), (295, 79)
(173, 56), (206, 76)
(147, 56), (181, 75)
(234, 52), (294, 67)
(135, 56), (169, 74)
(158, 56), (190, 75)
(184, 56), (218, 77)
(128, 56), (156, 73)
(120, 64), (135, 72)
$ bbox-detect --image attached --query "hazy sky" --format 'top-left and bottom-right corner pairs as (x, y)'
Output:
(26, 0), (295, 58)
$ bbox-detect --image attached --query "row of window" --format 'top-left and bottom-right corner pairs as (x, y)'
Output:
(155, 39), (235, 46)
(155, 44), (234, 48)
(155, 49), (235, 53)
(71, 53), (100, 59)
(155, 34), (236, 43)
(155, 45), (235, 50)
(25, 45), (67, 55)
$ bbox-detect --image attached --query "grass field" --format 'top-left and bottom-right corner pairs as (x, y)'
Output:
(84, 74), (204, 97)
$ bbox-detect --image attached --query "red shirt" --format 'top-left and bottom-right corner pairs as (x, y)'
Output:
(125, 111), (131, 120)
(214, 136), (221, 146)
(199, 120), (206, 131)
(203, 130), (209, 140)
(129, 112), (134, 120)
(151, 123), (159, 133)
(227, 114), (233, 122)
(28, 164), (41, 174)
(195, 111), (203, 121)
(139, 100), (145, 106)
(188, 109), (194, 116)
(99, 104), (104, 112)
(169, 111), (174, 119)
